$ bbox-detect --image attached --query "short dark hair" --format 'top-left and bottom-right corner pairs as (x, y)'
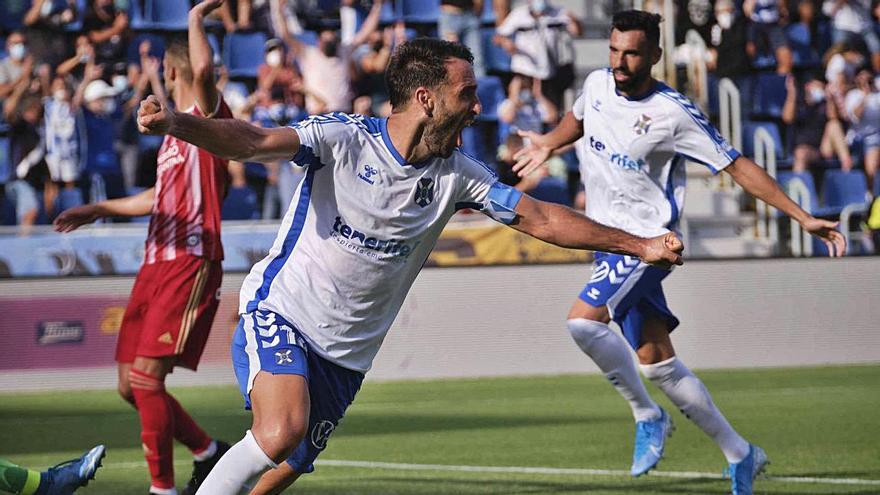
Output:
(385, 38), (474, 109)
(612, 10), (662, 47)
(164, 33), (193, 83)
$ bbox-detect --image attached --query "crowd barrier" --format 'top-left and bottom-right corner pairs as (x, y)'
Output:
(1, 257), (877, 392)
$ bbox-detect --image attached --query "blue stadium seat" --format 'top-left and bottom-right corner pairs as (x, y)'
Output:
(874, 172), (880, 197)
(750, 73), (788, 119)
(130, 0), (189, 30)
(55, 0), (87, 32)
(818, 169), (869, 216)
(786, 23), (819, 68)
(0, 194), (14, 226)
(0, 0), (29, 31)
(295, 30), (318, 47)
(476, 76), (504, 122)
(777, 171), (819, 210)
(741, 120), (784, 159)
(379, 0), (398, 24)
(126, 33), (165, 66)
(459, 125), (482, 161)
(399, 0), (440, 24)
(54, 188), (84, 213)
(222, 185), (260, 220)
(529, 177), (571, 206)
(223, 31), (267, 79)
(482, 28), (510, 74)
(480, 0), (495, 25)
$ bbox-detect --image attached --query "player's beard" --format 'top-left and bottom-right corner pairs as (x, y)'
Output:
(613, 65), (651, 95)
(425, 112), (468, 159)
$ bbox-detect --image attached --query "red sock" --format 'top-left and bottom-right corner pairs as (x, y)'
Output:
(166, 394), (212, 455)
(129, 369), (175, 490)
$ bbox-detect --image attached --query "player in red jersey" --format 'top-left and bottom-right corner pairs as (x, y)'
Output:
(54, 2), (233, 493)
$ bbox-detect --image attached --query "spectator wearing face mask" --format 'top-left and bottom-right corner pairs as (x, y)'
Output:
(42, 76), (82, 192)
(0, 32), (34, 99)
(495, 0), (581, 109)
(498, 73), (558, 134)
(285, 0), (383, 115)
(845, 68), (880, 186)
(743, 0), (793, 73)
(708, 0), (751, 80)
(782, 74), (853, 174)
(257, 38), (304, 112)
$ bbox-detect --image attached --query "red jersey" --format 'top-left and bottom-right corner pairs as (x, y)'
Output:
(144, 98), (232, 264)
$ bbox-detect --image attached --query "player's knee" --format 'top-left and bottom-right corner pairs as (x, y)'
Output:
(252, 418), (308, 463)
(567, 318), (610, 352)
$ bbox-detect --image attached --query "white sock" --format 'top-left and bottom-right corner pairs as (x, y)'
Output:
(567, 318), (661, 422)
(193, 439), (217, 461)
(195, 430), (278, 495)
(641, 357), (751, 463)
(149, 487), (177, 495)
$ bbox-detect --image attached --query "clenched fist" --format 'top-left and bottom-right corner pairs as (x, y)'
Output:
(137, 95), (174, 136)
(641, 232), (684, 269)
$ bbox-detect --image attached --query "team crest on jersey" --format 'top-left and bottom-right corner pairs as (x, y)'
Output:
(414, 177), (435, 207)
(633, 114), (652, 135)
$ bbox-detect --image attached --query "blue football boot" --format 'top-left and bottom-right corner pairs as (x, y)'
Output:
(630, 407), (673, 477)
(42, 445), (106, 494)
(728, 444), (769, 495)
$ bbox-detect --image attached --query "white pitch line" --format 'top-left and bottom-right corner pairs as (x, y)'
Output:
(103, 458), (880, 486)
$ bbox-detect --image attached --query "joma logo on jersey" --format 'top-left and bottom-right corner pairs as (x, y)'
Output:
(357, 164), (378, 185)
(332, 216), (417, 257)
(589, 136), (645, 171)
(414, 178), (434, 207)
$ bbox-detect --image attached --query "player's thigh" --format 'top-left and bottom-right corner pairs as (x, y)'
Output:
(635, 316), (676, 365)
(116, 266), (159, 364)
(568, 297), (611, 323)
(249, 462), (302, 495)
(250, 371), (311, 461)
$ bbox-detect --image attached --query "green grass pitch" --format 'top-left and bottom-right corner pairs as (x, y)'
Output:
(1, 365), (878, 494)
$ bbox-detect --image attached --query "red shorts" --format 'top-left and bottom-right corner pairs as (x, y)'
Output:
(116, 255), (223, 370)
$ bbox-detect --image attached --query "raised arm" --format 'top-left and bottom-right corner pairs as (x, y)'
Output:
(511, 110), (583, 176)
(350, 0), (384, 48)
(725, 156), (846, 255)
(137, 95), (301, 163)
(54, 187), (156, 233)
(188, 0), (223, 116)
(510, 193), (684, 267)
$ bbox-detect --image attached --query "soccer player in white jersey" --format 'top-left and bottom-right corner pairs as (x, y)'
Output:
(136, 38), (686, 495)
(513, 10), (846, 495)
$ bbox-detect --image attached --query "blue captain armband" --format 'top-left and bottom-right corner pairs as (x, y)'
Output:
(484, 181), (523, 224)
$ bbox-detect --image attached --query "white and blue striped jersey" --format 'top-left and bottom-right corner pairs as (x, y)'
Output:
(239, 113), (522, 372)
(572, 69), (740, 238)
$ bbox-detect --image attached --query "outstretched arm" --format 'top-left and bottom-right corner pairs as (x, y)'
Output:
(725, 156), (846, 256)
(512, 110), (583, 177)
(188, 0), (223, 116)
(137, 95), (301, 163)
(54, 187), (156, 232)
(509, 194), (684, 268)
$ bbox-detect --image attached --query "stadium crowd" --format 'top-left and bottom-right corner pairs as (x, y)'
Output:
(0, 0), (878, 246)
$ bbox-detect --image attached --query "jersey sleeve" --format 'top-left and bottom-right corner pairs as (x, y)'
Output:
(454, 155), (523, 225)
(288, 115), (336, 168)
(669, 98), (740, 173)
